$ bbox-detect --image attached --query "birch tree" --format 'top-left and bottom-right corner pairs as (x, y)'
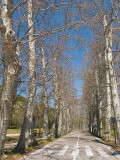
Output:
(0, 0), (21, 156)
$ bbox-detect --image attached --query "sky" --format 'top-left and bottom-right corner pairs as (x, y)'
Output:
(0, 0), (95, 102)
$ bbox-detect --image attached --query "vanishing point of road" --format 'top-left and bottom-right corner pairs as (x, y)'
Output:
(20, 130), (120, 160)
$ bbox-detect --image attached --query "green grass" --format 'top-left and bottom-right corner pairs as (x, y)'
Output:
(3, 128), (60, 160)
(1, 149), (22, 160)
(7, 128), (21, 134)
(6, 128), (43, 144)
(2, 135), (58, 160)
(7, 128), (43, 134)
(5, 137), (19, 144)
(102, 139), (120, 153)
(101, 129), (120, 153)
(111, 129), (117, 137)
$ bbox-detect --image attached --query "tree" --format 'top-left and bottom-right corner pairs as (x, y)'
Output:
(15, 0), (36, 150)
(103, 15), (112, 140)
(0, 0), (21, 156)
(103, 14), (120, 145)
(79, 0), (120, 143)
(34, 102), (44, 136)
(9, 96), (27, 128)
(51, 56), (60, 138)
(41, 42), (49, 139)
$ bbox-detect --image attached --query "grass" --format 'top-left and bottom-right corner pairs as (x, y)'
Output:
(2, 132), (58, 160)
(1, 150), (22, 160)
(5, 134), (42, 144)
(7, 128), (43, 134)
(5, 128), (44, 154)
(102, 139), (120, 152)
(101, 130), (120, 153)
(5, 137), (19, 144)
(7, 129), (21, 134)
(2, 139), (56, 160)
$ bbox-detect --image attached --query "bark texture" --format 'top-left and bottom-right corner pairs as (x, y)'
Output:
(66, 107), (70, 132)
(103, 15), (111, 140)
(0, 0), (21, 156)
(14, 0), (36, 150)
(106, 26), (120, 146)
(103, 15), (120, 144)
(58, 85), (65, 135)
(95, 69), (102, 137)
(41, 43), (49, 139)
(62, 101), (67, 134)
(51, 57), (59, 138)
(58, 99), (63, 136)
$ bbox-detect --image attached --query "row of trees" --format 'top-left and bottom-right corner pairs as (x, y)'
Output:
(0, 0), (86, 156)
(0, 0), (119, 157)
(81, 0), (120, 145)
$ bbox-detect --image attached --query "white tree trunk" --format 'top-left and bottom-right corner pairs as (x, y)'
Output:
(15, 0), (36, 150)
(58, 98), (63, 136)
(66, 107), (70, 132)
(105, 69), (111, 140)
(98, 53), (103, 138)
(106, 26), (120, 145)
(99, 99), (103, 137)
(41, 43), (49, 139)
(95, 69), (103, 137)
(103, 15), (120, 144)
(103, 15), (111, 141)
(0, 0), (21, 156)
(51, 57), (59, 138)
(62, 101), (67, 134)
(89, 113), (92, 133)
(58, 85), (66, 135)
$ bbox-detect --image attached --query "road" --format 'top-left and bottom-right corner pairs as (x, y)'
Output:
(20, 130), (120, 160)
(6, 134), (20, 137)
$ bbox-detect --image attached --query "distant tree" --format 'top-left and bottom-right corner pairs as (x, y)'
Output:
(49, 108), (55, 133)
(79, 0), (120, 144)
(9, 106), (25, 129)
(9, 96), (27, 129)
(34, 102), (44, 135)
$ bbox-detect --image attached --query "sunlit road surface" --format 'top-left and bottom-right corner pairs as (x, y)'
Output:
(6, 134), (20, 137)
(19, 130), (120, 160)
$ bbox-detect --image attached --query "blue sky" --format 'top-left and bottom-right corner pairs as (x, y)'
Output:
(0, 0), (94, 101)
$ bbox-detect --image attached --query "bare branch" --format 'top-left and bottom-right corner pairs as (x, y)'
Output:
(117, 82), (120, 86)
(39, 4), (55, 11)
(0, 57), (4, 62)
(106, 7), (119, 29)
(18, 20), (83, 44)
(10, 0), (28, 14)
(113, 28), (120, 31)
(0, 25), (2, 31)
(113, 50), (120, 53)
(107, 17), (116, 29)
